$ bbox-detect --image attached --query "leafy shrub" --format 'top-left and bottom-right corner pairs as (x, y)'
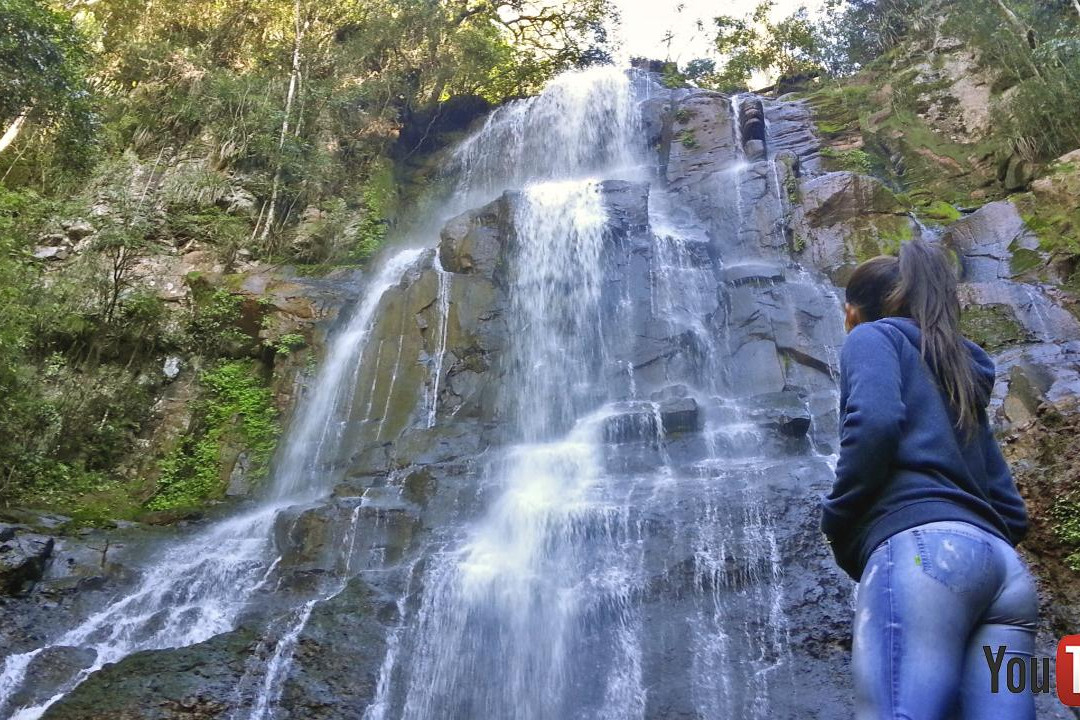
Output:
(148, 360), (278, 511)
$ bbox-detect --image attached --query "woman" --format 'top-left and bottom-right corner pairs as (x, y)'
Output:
(821, 239), (1036, 719)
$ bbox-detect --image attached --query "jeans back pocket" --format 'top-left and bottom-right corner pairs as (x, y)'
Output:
(912, 528), (994, 596)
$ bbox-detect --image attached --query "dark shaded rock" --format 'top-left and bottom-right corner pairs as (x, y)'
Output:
(598, 180), (650, 237)
(602, 398), (702, 443)
(395, 94), (492, 157)
(720, 261), (785, 286)
(5, 646), (97, 712)
(658, 397), (701, 434)
(276, 576), (394, 718)
(739, 96), (766, 145)
(746, 390), (812, 437)
(41, 628), (259, 720)
(0, 526), (54, 595)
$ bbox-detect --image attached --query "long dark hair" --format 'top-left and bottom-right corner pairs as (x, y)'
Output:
(845, 239), (980, 436)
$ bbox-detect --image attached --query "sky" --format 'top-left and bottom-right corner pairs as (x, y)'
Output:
(611, 0), (829, 65)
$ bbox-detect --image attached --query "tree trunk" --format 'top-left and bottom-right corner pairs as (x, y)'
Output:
(260, 0), (304, 248)
(0, 112), (28, 154)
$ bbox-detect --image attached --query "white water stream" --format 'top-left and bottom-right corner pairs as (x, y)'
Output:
(1, 66), (845, 720)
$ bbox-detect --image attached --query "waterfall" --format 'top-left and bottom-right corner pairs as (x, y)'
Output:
(1, 66), (848, 720)
(0, 248), (425, 720)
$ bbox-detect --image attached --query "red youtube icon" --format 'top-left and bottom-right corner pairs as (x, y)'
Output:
(1058, 635), (1080, 706)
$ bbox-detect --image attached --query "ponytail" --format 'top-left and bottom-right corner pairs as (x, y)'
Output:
(845, 239), (980, 437)
(885, 239), (980, 436)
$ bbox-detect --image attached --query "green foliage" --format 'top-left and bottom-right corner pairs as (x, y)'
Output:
(148, 360), (278, 511)
(819, 146), (875, 174)
(353, 159), (397, 261)
(705, 1), (824, 90)
(1053, 497), (1080, 571)
(272, 333), (305, 354)
(186, 288), (250, 355)
(816, 0), (1080, 163)
(676, 129), (698, 149)
(0, 0), (619, 520)
(0, 0), (95, 169)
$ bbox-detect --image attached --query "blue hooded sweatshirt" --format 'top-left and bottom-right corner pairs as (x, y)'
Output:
(821, 317), (1029, 581)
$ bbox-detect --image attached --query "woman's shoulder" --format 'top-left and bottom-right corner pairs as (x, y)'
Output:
(842, 319), (907, 353)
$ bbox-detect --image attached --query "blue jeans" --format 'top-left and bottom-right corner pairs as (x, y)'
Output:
(853, 520), (1038, 720)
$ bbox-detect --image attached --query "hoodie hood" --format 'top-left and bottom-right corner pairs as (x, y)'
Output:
(877, 316), (996, 407)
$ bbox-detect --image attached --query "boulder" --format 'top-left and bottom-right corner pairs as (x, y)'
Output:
(33, 246), (68, 261)
(746, 390), (812, 437)
(4, 646), (97, 713)
(942, 200), (1040, 282)
(41, 628), (259, 720)
(602, 398), (702, 443)
(439, 197), (511, 278)
(738, 96), (766, 145)
(0, 525), (54, 595)
(62, 219), (96, 240)
(792, 171), (919, 284)
(219, 186), (256, 216)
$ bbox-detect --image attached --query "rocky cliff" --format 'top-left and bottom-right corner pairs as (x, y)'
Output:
(1, 58), (1079, 720)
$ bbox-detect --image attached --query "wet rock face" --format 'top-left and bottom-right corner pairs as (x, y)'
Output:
(739, 96), (767, 160)
(791, 171), (919, 284)
(42, 629), (260, 720)
(0, 525), (54, 595)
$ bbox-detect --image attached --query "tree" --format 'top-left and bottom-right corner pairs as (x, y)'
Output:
(0, 0), (93, 157)
(707, 1), (823, 90)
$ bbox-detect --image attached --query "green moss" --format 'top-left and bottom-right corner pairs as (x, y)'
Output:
(920, 200), (962, 223)
(676, 129), (698, 149)
(1052, 498), (1080, 571)
(784, 172), (800, 206)
(1009, 247), (1043, 276)
(146, 360), (279, 512)
(353, 158), (397, 261)
(819, 147), (875, 174)
(1014, 192), (1080, 256)
(960, 304), (1028, 351)
(851, 215), (913, 262)
(673, 107), (691, 125)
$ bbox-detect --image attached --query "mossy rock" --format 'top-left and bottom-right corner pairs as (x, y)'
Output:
(850, 214), (915, 263)
(960, 304), (1029, 351)
(920, 200), (962, 223)
(1009, 247), (1043, 277)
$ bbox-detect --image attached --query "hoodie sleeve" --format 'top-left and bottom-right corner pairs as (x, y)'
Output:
(821, 324), (906, 572)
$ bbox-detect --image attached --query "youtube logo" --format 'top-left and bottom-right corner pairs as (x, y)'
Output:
(1058, 635), (1080, 706)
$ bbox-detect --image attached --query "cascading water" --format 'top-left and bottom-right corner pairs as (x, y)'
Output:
(364, 69), (845, 719)
(0, 248), (425, 720)
(1, 66), (850, 720)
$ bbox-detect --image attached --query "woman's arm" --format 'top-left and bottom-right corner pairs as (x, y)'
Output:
(822, 324), (907, 553)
